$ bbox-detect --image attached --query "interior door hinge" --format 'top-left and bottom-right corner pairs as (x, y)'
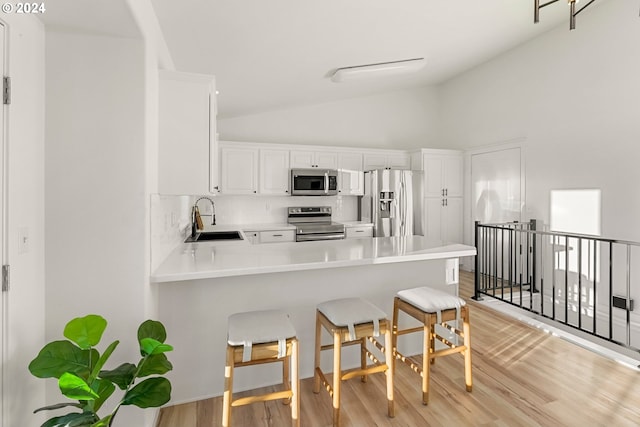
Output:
(3, 76), (10, 105)
(2, 265), (9, 292)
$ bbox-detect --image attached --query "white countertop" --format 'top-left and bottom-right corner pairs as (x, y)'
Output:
(151, 235), (476, 283)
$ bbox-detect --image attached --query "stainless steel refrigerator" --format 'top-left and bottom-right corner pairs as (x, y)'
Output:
(360, 169), (423, 237)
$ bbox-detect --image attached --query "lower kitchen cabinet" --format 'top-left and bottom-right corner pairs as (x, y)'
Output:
(345, 225), (373, 239)
(423, 197), (462, 243)
(245, 229), (295, 244)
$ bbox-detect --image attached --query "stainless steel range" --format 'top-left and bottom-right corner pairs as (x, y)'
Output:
(287, 206), (345, 242)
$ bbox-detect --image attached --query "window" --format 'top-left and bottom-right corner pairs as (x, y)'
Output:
(550, 189), (601, 236)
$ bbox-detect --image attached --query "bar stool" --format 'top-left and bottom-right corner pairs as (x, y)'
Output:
(222, 309), (300, 427)
(392, 286), (472, 405)
(313, 297), (394, 426)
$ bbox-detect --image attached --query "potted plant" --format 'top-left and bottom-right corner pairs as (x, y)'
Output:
(28, 314), (173, 427)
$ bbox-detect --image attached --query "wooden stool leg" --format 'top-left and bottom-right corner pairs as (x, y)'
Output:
(332, 331), (342, 427)
(313, 311), (322, 394)
(222, 345), (234, 427)
(282, 351), (291, 405)
(422, 321), (432, 405)
(391, 297), (399, 374)
(463, 308), (473, 392)
(384, 327), (395, 418)
(291, 338), (300, 427)
(360, 337), (368, 383)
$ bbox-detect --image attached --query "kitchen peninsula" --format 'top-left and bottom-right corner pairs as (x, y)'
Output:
(152, 236), (476, 404)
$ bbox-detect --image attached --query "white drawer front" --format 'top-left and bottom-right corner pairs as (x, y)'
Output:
(259, 230), (295, 243)
(346, 226), (373, 238)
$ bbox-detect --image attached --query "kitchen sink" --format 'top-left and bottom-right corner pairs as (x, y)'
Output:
(184, 231), (244, 243)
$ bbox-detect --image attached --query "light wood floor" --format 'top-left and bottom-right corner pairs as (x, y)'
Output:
(156, 272), (640, 427)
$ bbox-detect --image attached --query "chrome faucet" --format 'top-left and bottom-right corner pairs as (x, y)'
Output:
(191, 196), (216, 237)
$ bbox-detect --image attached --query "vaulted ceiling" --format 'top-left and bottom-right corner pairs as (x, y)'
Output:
(40, 0), (605, 118)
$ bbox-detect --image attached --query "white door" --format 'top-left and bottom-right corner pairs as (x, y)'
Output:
(470, 146), (523, 277)
(471, 147), (522, 225)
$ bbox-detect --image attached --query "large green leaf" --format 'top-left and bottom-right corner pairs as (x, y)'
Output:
(137, 320), (167, 343)
(64, 315), (107, 350)
(137, 353), (173, 378)
(88, 340), (119, 383)
(121, 377), (171, 408)
(29, 341), (98, 379)
(41, 412), (98, 427)
(59, 373), (99, 401)
(99, 363), (136, 390)
(139, 338), (173, 356)
(33, 402), (83, 414)
(87, 378), (115, 413)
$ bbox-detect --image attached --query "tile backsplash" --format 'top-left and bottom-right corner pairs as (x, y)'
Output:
(151, 194), (359, 269)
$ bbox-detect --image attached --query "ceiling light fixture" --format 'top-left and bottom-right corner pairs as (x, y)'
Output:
(330, 58), (426, 83)
(534, 0), (597, 30)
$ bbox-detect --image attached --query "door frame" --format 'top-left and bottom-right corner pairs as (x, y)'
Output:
(0, 18), (7, 426)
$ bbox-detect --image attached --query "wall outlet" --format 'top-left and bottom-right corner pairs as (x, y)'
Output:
(445, 258), (459, 285)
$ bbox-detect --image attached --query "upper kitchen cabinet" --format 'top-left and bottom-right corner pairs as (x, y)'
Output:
(219, 143), (258, 194)
(158, 71), (218, 195)
(363, 151), (410, 171)
(290, 149), (338, 169)
(337, 152), (364, 196)
(259, 148), (290, 195)
(423, 153), (463, 198)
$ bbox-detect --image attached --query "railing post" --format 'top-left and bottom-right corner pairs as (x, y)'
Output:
(530, 219), (538, 294)
(472, 221), (483, 301)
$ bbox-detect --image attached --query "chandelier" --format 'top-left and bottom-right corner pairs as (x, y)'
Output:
(534, 0), (597, 30)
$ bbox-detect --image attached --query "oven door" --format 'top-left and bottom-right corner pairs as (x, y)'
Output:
(291, 169), (338, 196)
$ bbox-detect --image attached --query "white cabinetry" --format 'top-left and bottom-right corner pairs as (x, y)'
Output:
(363, 152), (410, 170)
(219, 145), (258, 194)
(345, 225), (373, 239)
(158, 71), (218, 195)
(423, 154), (463, 198)
(290, 150), (338, 169)
(337, 152), (364, 196)
(423, 197), (463, 243)
(259, 149), (290, 195)
(244, 229), (295, 244)
(416, 150), (463, 243)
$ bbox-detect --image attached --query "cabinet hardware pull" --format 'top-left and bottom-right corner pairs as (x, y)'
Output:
(273, 234), (283, 237)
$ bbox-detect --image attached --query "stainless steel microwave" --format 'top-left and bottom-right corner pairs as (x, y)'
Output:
(290, 168), (338, 196)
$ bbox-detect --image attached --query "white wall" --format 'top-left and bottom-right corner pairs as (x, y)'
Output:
(439, 0), (640, 242)
(45, 31), (148, 424)
(219, 86), (440, 150)
(2, 14), (46, 426)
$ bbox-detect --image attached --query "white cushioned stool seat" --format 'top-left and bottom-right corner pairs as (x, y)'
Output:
(397, 286), (465, 312)
(397, 286), (464, 324)
(228, 309), (296, 345)
(317, 297), (387, 341)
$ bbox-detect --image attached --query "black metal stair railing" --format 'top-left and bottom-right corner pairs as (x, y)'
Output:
(474, 220), (640, 353)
